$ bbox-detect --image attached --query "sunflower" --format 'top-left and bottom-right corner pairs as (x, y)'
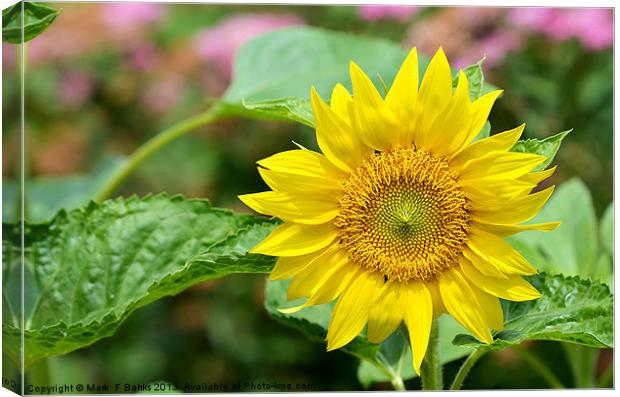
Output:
(239, 48), (559, 372)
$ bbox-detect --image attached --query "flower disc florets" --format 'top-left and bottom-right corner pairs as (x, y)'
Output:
(335, 146), (471, 282)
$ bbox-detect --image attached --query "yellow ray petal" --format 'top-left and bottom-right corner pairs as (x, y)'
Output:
(467, 228), (537, 275)
(269, 247), (329, 280)
(257, 149), (347, 179)
(258, 167), (343, 196)
(472, 186), (555, 225)
(251, 222), (338, 257)
(438, 268), (494, 344)
(461, 90), (503, 147)
(287, 244), (347, 300)
(425, 70), (474, 158)
(476, 221), (561, 236)
(519, 166), (557, 186)
(330, 83), (354, 120)
(311, 87), (368, 171)
(326, 270), (383, 350)
(462, 249), (508, 279)
(471, 285), (504, 331)
(238, 191), (340, 225)
(279, 263), (359, 314)
(415, 47), (452, 148)
(460, 259), (542, 302)
(367, 282), (406, 344)
(460, 178), (536, 206)
(403, 281), (433, 373)
(459, 152), (546, 182)
(385, 47), (419, 143)
(349, 62), (401, 151)
(449, 124), (525, 166)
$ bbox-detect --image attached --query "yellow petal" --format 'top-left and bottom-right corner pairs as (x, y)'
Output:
(461, 178), (536, 206)
(460, 259), (542, 302)
(438, 267), (494, 344)
(238, 191), (340, 225)
(459, 152), (546, 182)
(251, 222), (338, 257)
(258, 149), (347, 179)
(471, 285), (504, 331)
(462, 249), (508, 279)
(519, 166), (557, 186)
(425, 70), (473, 157)
(464, 90), (503, 146)
(476, 221), (561, 236)
(415, 47), (453, 148)
(326, 270), (383, 350)
(269, 247), (328, 280)
(349, 62), (401, 151)
(467, 228), (537, 275)
(403, 281), (433, 373)
(472, 186), (555, 225)
(330, 83), (353, 120)
(367, 282), (405, 344)
(385, 47), (419, 143)
(259, 168), (343, 195)
(311, 87), (369, 171)
(287, 244), (347, 300)
(449, 124), (525, 166)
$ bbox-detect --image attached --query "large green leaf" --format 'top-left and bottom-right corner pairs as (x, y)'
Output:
(2, 195), (276, 367)
(2, 2), (60, 44)
(453, 273), (613, 350)
(217, 26), (421, 124)
(511, 130), (571, 172)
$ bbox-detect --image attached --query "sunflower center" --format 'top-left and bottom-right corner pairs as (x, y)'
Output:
(335, 146), (471, 282)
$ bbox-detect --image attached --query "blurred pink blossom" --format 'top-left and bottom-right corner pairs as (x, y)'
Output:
(195, 13), (304, 80)
(358, 5), (421, 22)
(102, 3), (165, 34)
(142, 74), (185, 113)
(509, 8), (613, 50)
(453, 32), (523, 69)
(127, 42), (162, 71)
(3, 43), (17, 70)
(59, 71), (94, 108)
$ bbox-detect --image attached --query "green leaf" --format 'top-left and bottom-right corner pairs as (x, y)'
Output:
(453, 59), (483, 101)
(217, 26), (424, 124)
(214, 97), (314, 128)
(509, 178), (598, 279)
(2, 195), (276, 367)
(2, 2), (60, 44)
(452, 273), (613, 350)
(511, 129), (571, 172)
(600, 202), (613, 256)
(266, 279), (472, 389)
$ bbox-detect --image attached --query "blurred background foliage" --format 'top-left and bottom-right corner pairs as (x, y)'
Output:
(2, 3), (613, 391)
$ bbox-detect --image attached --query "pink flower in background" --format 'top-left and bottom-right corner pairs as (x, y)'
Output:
(59, 71), (94, 108)
(195, 13), (304, 80)
(102, 3), (165, 34)
(142, 74), (185, 113)
(453, 32), (523, 69)
(358, 5), (421, 22)
(509, 8), (613, 50)
(3, 43), (17, 70)
(127, 42), (162, 71)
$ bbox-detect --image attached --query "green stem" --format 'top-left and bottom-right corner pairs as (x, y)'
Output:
(563, 344), (597, 388)
(95, 107), (223, 202)
(597, 361), (613, 388)
(390, 375), (405, 391)
(450, 348), (486, 390)
(420, 320), (442, 390)
(27, 358), (50, 386)
(514, 346), (564, 389)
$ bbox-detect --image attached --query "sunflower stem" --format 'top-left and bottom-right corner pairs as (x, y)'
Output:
(95, 106), (223, 202)
(449, 348), (486, 390)
(420, 320), (443, 390)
